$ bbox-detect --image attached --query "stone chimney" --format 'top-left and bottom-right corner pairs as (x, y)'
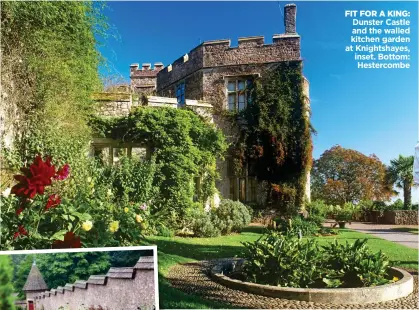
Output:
(284, 3), (297, 34)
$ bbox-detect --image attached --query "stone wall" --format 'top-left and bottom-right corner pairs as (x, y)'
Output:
(34, 256), (156, 310)
(130, 63), (163, 95)
(369, 210), (419, 225)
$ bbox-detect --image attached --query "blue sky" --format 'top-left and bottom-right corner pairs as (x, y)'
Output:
(98, 1), (418, 201)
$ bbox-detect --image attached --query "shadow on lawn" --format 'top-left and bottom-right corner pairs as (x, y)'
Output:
(145, 238), (246, 261)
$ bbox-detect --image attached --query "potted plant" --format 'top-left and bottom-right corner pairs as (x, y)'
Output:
(334, 205), (354, 228)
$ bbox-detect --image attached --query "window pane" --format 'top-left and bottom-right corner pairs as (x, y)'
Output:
(228, 94), (236, 111)
(238, 101), (245, 111)
(246, 79), (253, 88)
(228, 93), (236, 104)
(238, 80), (245, 91)
(238, 94), (245, 103)
(227, 81), (236, 92)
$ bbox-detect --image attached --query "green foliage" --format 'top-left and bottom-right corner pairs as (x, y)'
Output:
(333, 202), (358, 223)
(212, 200), (252, 235)
(188, 199), (251, 237)
(240, 232), (392, 288)
(1, 1), (107, 177)
(90, 107), (227, 228)
(241, 232), (325, 287)
(307, 200), (330, 218)
(109, 250), (152, 267)
(189, 208), (221, 238)
(0, 256), (15, 310)
(276, 216), (319, 237)
(232, 61), (312, 212)
(14, 252), (111, 297)
(322, 239), (391, 287)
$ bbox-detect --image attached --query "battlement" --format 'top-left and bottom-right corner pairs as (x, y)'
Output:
(130, 62), (164, 78)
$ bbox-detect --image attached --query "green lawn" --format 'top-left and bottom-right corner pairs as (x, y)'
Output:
(145, 226), (419, 309)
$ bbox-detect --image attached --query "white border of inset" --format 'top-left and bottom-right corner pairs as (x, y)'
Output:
(0, 245), (160, 310)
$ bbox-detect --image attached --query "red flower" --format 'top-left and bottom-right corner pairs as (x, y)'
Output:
(11, 155), (56, 198)
(45, 194), (61, 211)
(13, 225), (28, 239)
(16, 207), (24, 216)
(52, 232), (82, 249)
(56, 164), (70, 180)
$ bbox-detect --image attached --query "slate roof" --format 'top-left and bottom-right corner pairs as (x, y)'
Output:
(23, 264), (48, 292)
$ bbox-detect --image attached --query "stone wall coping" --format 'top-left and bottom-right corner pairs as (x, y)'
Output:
(50, 289), (57, 295)
(273, 33), (301, 39)
(107, 267), (135, 279)
(202, 39), (231, 46)
(63, 284), (74, 291)
(285, 3), (297, 7)
(238, 36), (264, 42)
(73, 280), (88, 289)
(56, 287), (64, 294)
(87, 275), (107, 285)
(210, 260), (413, 304)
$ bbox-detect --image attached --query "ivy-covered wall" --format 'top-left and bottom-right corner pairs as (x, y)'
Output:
(90, 107), (227, 226)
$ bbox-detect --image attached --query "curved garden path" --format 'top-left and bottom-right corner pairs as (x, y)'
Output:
(166, 259), (419, 309)
(324, 221), (418, 249)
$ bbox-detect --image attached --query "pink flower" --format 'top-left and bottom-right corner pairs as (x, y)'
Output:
(140, 204), (147, 211)
(56, 164), (70, 180)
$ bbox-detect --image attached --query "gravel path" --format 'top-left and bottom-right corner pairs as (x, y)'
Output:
(166, 259), (419, 309)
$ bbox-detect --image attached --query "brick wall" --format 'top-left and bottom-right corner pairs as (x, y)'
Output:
(34, 256), (156, 310)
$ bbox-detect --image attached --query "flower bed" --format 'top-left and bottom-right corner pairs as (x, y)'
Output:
(210, 259), (414, 304)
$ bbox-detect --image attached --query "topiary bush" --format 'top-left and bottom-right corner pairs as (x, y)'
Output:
(212, 199), (252, 235)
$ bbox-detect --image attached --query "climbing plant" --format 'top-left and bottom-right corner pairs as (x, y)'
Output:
(90, 107), (227, 228)
(232, 61), (312, 213)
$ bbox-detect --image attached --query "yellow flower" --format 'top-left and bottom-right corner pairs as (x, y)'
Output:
(393, 276), (399, 282)
(87, 177), (92, 183)
(82, 221), (93, 232)
(109, 221), (119, 233)
(135, 214), (143, 223)
(124, 207), (129, 213)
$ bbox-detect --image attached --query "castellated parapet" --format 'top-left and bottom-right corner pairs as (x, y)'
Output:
(34, 256), (156, 310)
(130, 63), (164, 95)
(156, 34), (301, 92)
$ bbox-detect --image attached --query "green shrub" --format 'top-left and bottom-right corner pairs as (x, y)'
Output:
(212, 199), (251, 235)
(241, 231), (325, 287)
(307, 213), (325, 227)
(322, 239), (391, 287)
(189, 208), (221, 238)
(240, 233), (392, 288)
(307, 200), (329, 217)
(276, 216), (319, 237)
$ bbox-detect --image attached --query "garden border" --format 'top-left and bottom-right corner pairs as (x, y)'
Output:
(209, 259), (414, 304)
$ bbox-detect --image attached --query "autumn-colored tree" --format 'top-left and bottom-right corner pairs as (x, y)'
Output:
(387, 155), (415, 209)
(311, 146), (394, 205)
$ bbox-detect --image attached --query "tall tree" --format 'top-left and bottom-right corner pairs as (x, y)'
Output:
(387, 155), (414, 209)
(312, 145), (394, 205)
(0, 256), (15, 310)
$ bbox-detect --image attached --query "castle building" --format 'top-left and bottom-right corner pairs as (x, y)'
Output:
(94, 3), (310, 205)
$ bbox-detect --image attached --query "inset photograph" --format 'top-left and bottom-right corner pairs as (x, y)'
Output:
(0, 246), (158, 310)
